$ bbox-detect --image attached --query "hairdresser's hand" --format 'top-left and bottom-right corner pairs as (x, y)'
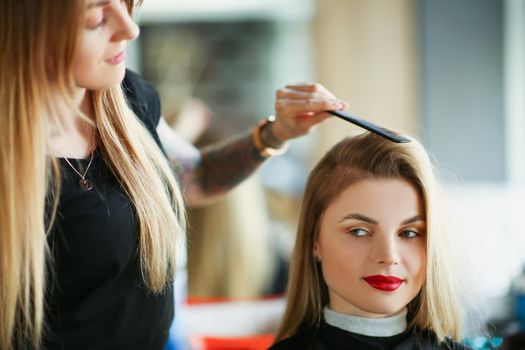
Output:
(270, 83), (348, 143)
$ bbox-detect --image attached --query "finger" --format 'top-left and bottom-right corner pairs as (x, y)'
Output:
(276, 88), (322, 100)
(289, 112), (332, 135)
(284, 83), (319, 92)
(296, 111), (331, 124)
(284, 83), (336, 99)
(295, 112), (316, 118)
(275, 99), (344, 115)
(309, 112), (332, 124)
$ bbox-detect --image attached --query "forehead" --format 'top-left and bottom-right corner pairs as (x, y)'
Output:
(323, 178), (424, 223)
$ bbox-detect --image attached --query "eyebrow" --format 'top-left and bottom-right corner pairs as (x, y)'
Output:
(339, 213), (426, 225)
(400, 215), (425, 225)
(339, 213), (378, 224)
(87, 0), (111, 9)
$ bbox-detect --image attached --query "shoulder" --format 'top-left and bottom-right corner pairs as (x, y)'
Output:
(268, 332), (315, 350)
(121, 69), (161, 127)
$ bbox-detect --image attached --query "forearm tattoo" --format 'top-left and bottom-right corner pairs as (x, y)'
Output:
(192, 130), (266, 196)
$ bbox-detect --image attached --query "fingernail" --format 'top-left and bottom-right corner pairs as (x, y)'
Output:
(331, 100), (341, 108)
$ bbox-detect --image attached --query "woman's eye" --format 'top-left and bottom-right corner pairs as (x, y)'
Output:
(87, 18), (105, 30)
(400, 230), (420, 238)
(348, 228), (368, 237)
(86, 12), (106, 30)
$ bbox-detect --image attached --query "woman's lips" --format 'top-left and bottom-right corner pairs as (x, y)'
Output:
(105, 51), (125, 65)
(363, 275), (405, 291)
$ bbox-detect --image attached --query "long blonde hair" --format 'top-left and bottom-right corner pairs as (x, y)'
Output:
(275, 133), (462, 344)
(0, 1), (185, 349)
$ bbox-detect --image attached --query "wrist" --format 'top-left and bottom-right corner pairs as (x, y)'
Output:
(252, 116), (289, 158)
(260, 119), (286, 149)
(265, 118), (291, 145)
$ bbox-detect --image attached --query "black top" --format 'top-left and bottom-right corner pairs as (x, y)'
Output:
(43, 70), (173, 350)
(269, 320), (471, 350)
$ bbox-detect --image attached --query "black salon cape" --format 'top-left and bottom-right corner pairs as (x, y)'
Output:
(269, 320), (471, 350)
(43, 70), (173, 350)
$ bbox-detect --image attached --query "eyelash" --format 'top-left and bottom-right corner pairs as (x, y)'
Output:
(399, 230), (421, 239)
(347, 228), (369, 237)
(87, 18), (106, 30)
(87, 0), (128, 30)
(346, 228), (422, 238)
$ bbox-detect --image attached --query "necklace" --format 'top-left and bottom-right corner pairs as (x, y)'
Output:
(62, 150), (95, 191)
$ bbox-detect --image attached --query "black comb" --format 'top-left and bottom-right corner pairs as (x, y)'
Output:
(328, 110), (411, 143)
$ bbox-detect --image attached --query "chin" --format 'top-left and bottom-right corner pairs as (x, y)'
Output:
(357, 298), (408, 317)
(76, 66), (126, 90)
(109, 64), (127, 82)
(98, 66), (126, 88)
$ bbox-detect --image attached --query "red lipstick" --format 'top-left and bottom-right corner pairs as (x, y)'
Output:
(363, 275), (405, 291)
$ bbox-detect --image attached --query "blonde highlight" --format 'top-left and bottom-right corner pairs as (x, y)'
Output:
(92, 86), (186, 292)
(1, 0), (79, 347)
(1, 0), (185, 349)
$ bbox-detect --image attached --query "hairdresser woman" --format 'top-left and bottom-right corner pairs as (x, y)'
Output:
(0, 1), (347, 349)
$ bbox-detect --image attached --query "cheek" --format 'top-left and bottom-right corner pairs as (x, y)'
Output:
(402, 241), (426, 285)
(73, 51), (93, 75)
(72, 35), (104, 78)
(319, 236), (368, 282)
(72, 33), (125, 89)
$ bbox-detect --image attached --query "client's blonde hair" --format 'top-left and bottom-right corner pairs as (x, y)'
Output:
(275, 133), (461, 344)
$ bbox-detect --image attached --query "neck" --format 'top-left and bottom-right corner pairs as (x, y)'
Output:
(50, 87), (94, 129)
(323, 307), (408, 337)
(77, 88), (93, 120)
(47, 87), (98, 158)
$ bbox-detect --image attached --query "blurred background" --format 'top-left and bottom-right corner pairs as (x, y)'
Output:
(126, 0), (525, 348)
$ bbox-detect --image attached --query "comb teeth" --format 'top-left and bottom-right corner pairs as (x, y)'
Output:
(328, 110), (411, 143)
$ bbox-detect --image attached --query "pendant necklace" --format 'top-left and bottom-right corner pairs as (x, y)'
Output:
(62, 150), (95, 191)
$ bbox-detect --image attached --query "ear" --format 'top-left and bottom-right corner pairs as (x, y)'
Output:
(313, 241), (321, 261)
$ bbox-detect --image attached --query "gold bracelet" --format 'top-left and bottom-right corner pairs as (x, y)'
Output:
(252, 115), (289, 158)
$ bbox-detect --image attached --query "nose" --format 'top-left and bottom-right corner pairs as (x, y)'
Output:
(111, 4), (140, 42)
(371, 235), (400, 266)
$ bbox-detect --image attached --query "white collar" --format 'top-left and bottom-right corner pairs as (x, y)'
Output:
(323, 307), (407, 337)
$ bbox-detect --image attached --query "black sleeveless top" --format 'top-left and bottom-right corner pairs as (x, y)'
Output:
(43, 70), (174, 350)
